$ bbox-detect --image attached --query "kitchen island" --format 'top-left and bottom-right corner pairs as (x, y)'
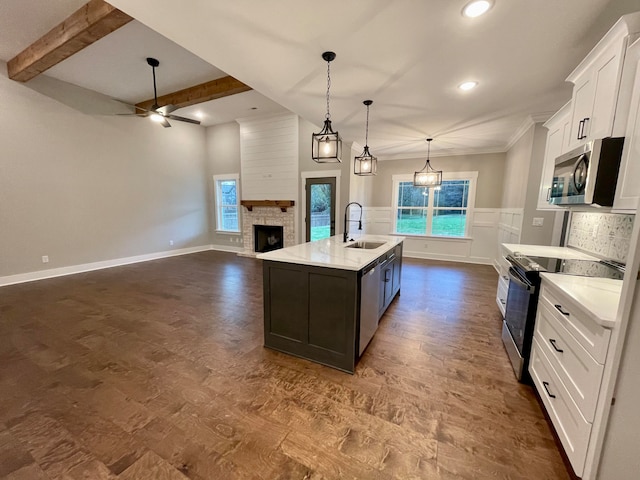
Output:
(257, 234), (404, 373)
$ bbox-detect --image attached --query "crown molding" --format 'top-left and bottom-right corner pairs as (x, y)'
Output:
(504, 112), (554, 151)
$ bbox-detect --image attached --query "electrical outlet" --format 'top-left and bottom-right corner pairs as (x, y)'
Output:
(532, 217), (544, 227)
(169, 240), (174, 246)
(42, 255), (49, 263)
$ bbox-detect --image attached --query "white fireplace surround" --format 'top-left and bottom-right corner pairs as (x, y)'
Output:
(240, 206), (295, 256)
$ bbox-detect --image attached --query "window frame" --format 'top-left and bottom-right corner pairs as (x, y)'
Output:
(391, 171), (478, 238)
(213, 174), (241, 233)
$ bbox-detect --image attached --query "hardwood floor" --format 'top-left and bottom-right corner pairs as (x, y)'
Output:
(0, 251), (570, 479)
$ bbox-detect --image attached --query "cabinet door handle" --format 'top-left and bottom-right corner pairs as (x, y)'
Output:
(502, 275), (509, 281)
(549, 339), (564, 353)
(543, 381), (556, 399)
(577, 119), (584, 140)
(384, 270), (391, 282)
(546, 187), (551, 201)
(554, 304), (570, 316)
(577, 117), (590, 140)
(500, 299), (506, 305)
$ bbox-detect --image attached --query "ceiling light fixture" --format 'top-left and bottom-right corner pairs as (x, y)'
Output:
(414, 138), (442, 188)
(354, 100), (377, 176)
(459, 81), (478, 91)
(312, 51), (342, 163)
(462, 0), (493, 18)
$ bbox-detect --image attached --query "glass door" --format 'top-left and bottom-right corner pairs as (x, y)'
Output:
(305, 177), (336, 242)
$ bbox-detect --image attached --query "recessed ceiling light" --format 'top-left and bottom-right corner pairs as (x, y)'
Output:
(193, 111), (204, 119)
(459, 81), (478, 91)
(462, 0), (493, 18)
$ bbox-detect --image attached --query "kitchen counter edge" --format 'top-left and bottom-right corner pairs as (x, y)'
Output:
(256, 235), (405, 271)
(540, 272), (622, 328)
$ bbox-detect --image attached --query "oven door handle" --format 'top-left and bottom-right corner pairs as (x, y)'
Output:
(508, 267), (534, 292)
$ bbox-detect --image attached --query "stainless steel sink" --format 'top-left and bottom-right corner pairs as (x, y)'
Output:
(345, 241), (386, 249)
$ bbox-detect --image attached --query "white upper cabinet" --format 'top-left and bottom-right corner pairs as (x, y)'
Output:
(614, 39), (640, 212)
(566, 14), (640, 151)
(538, 102), (571, 210)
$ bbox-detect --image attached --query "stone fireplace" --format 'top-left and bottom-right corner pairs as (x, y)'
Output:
(239, 202), (295, 256)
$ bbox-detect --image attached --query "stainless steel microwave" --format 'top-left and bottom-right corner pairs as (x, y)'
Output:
(549, 137), (624, 207)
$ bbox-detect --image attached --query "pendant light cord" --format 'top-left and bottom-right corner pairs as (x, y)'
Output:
(420, 138), (433, 171)
(366, 103), (371, 147)
(325, 60), (331, 120)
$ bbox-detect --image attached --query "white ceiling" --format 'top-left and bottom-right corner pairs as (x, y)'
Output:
(2, 0), (639, 158)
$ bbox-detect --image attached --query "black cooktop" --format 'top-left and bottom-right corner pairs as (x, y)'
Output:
(507, 254), (625, 280)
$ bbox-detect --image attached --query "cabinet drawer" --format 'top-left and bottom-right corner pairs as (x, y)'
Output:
(496, 276), (508, 317)
(535, 302), (604, 422)
(539, 283), (611, 363)
(497, 256), (510, 279)
(530, 338), (591, 477)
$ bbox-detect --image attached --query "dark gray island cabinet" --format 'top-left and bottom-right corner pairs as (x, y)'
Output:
(258, 235), (403, 373)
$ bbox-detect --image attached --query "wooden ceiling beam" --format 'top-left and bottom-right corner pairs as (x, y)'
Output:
(135, 76), (252, 112)
(7, 0), (133, 82)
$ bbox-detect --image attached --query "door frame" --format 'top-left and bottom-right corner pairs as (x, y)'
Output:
(300, 170), (341, 244)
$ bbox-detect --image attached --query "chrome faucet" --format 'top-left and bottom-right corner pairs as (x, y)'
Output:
(343, 202), (363, 242)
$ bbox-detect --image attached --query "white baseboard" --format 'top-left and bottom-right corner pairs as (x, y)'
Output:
(0, 245), (213, 287)
(210, 244), (245, 253)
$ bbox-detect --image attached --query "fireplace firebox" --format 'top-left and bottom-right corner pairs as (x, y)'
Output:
(254, 225), (284, 253)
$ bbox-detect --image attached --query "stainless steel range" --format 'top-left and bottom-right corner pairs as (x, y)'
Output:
(502, 254), (624, 383)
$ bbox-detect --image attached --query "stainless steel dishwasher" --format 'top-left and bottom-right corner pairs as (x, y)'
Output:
(359, 258), (381, 356)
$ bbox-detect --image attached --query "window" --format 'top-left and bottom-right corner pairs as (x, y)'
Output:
(392, 172), (477, 237)
(214, 174), (240, 232)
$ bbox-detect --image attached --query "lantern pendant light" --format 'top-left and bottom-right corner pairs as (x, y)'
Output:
(413, 138), (442, 187)
(312, 51), (342, 163)
(354, 100), (378, 176)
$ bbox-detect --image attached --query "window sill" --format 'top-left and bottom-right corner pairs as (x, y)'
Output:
(215, 230), (241, 235)
(390, 233), (473, 241)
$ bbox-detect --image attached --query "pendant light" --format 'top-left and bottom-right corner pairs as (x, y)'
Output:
(312, 51), (342, 163)
(413, 138), (442, 187)
(354, 100), (378, 176)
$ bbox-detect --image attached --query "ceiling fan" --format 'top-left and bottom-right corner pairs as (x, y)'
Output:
(132, 57), (201, 128)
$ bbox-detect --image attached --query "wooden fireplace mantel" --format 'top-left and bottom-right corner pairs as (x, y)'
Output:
(240, 200), (295, 212)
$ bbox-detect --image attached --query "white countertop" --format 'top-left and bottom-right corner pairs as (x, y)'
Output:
(540, 273), (623, 327)
(502, 243), (598, 260)
(257, 234), (404, 271)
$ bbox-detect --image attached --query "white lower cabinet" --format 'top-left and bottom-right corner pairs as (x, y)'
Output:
(495, 256), (510, 317)
(535, 302), (605, 422)
(531, 279), (612, 478)
(530, 339), (591, 477)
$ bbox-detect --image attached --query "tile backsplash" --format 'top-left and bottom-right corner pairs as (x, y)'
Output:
(568, 212), (634, 263)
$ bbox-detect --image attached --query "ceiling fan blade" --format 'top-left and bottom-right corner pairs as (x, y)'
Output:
(156, 104), (178, 115)
(160, 117), (171, 128)
(166, 114), (201, 125)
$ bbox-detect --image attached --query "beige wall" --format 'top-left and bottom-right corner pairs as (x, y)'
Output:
(0, 65), (210, 278)
(501, 128), (532, 209)
(502, 122), (557, 245)
(205, 122), (243, 248)
(369, 152), (507, 208)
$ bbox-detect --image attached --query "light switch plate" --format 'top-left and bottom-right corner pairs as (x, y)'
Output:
(532, 217), (544, 227)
